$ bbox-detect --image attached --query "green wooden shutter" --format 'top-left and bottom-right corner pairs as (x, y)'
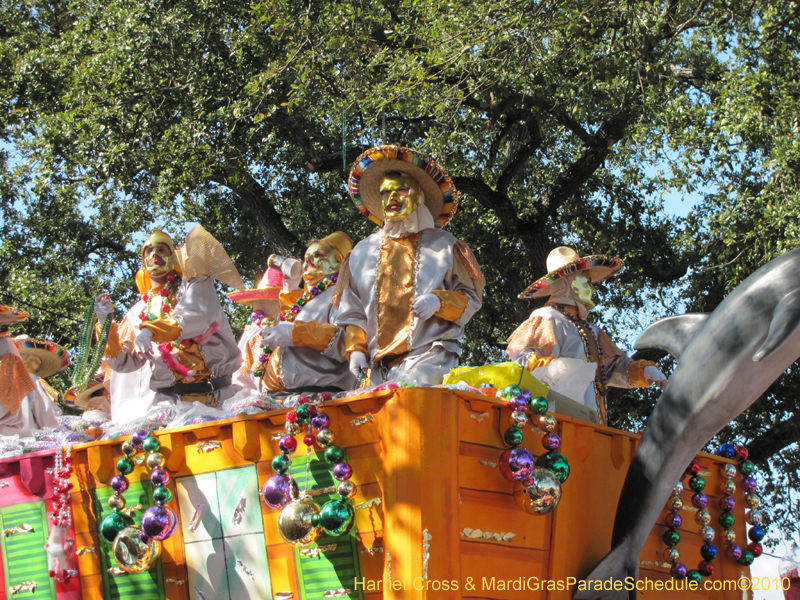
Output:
(94, 481), (165, 600)
(0, 501), (55, 599)
(290, 451), (364, 600)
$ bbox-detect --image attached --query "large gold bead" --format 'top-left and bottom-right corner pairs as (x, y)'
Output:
(721, 479), (736, 495)
(670, 496), (683, 511)
(696, 509), (711, 525)
(112, 526), (161, 573)
(277, 499), (320, 548)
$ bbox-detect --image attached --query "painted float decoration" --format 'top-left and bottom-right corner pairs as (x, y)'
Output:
(0, 385), (761, 600)
(6, 245), (800, 599)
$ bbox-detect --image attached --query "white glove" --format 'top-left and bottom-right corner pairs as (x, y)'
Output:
(349, 351), (369, 378)
(261, 322), (294, 349)
(412, 293), (441, 320)
(133, 328), (154, 357)
(94, 293), (114, 325)
(644, 365), (668, 391)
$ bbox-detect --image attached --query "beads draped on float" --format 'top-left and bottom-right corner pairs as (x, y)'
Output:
(497, 384), (569, 515)
(100, 429), (175, 573)
(262, 393), (356, 548)
(715, 443), (764, 566)
(663, 459), (711, 584)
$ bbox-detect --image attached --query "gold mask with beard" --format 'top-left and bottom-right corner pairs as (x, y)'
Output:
(303, 242), (340, 287)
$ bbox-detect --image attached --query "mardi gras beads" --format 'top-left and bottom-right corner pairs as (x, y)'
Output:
(264, 394), (356, 547)
(46, 446), (76, 583)
(664, 459), (713, 584)
(279, 274), (337, 323)
(100, 429), (174, 573)
(499, 384), (569, 516)
(716, 443), (763, 566)
(72, 305), (111, 394)
(139, 273), (180, 322)
(248, 310), (275, 378)
(663, 481), (687, 579)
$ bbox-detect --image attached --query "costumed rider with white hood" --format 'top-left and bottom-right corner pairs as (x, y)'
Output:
(94, 225), (244, 408)
(253, 232), (355, 395)
(507, 246), (668, 425)
(335, 146), (484, 385)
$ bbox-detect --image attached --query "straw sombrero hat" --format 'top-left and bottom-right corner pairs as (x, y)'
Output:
(0, 304), (29, 325)
(228, 266), (282, 305)
(519, 246), (624, 299)
(348, 145), (459, 228)
(14, 335), (70, 379)
(64, 369), (109, 410)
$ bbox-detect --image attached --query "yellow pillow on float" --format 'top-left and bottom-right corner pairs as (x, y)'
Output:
(443, 362), (549, 398)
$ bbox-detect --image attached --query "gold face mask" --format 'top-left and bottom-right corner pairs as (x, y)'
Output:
(571, 275), (596, 310)
(303, 242), (340, 286)
(141, 232), (177, 278)
(380, 175), (423, 222)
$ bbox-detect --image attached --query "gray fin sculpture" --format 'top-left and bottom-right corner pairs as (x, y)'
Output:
(632, 314), (708, 361)
(573, 247), (800, 600)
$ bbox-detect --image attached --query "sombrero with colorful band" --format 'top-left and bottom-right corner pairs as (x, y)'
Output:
(228, 266), (283, 305)
(0, 304), (29, 325)
(348, 145), (459, 229)
(519, 246), (625, 300)
(14, 335), (70, 379)
(64, 371), (109, 409)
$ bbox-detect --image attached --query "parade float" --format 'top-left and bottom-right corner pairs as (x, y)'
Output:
(2, 144), (793, 600)
(0, 380), (767, 600)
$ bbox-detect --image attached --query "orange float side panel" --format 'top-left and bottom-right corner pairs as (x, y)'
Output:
(38, 387), (754, 599)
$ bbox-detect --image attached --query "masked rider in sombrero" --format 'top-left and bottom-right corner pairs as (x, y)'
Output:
(94, 225), (244, 409)
(0, 306), (64, 436)
(335, 146), (484, 385)
(507, 247), (668, 425)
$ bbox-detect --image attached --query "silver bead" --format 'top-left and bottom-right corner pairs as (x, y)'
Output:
(509, 411), (528, 428)
(285, 422), (300, 435)
(748, 511), (763, 526)
(700, 526), (715, 543)
(722, 463), (737, 479)
(672, 482), (684, 496)
(146, 452), (164, 471)
(122, 440), (136, 456)
(337, 481), (356, 499)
